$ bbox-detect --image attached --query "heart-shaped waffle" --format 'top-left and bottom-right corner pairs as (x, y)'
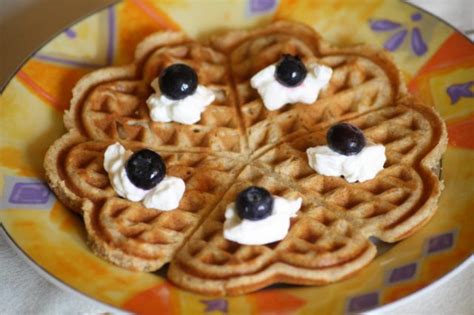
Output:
(210, 21), (407, 153)
(44, 21), (447, 295)
(65, 32), (244, 153)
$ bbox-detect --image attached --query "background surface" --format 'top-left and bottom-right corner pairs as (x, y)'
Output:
(1, 0), (473, 314)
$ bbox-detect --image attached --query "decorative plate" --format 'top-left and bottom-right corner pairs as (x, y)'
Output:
(1, 0), (473, 314)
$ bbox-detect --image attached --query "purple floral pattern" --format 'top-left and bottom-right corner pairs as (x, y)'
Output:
(64, 28), (77, 39)
(411, 27), (427, 56)
(249, 0), (276, 14)
(370, 12), (428, 56)
(388, 263), (417, 284)
(347, 292), (379, 313)
(1, 176), (55, 210)
(201, 299), (228, 313)
(384, 29), (408, 51)
(447, 81), (474, 104)
(426, 231), (455, 254)
(370, 20), (401, 31)
(9, 183), (50, 204)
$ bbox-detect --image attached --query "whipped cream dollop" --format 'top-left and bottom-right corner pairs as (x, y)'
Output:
(306, 144), (386, 183)
(146, 79), (215, 125)
(223, 196), (302, 245)
(250, 63), (332, 111)
(103, 143), (185, 210)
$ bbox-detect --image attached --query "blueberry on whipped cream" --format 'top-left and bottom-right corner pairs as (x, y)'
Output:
(104, 143), (185, 211)
(146, 63), (215, 125)
(327, 123), (366, 156)
(250, 54), (333, 111)
(223, 186), (302, 245)
(275, 54), (307, 87)
(236, 186), (274, 221)
(306, 123), (386, 183)
(159, 64), (198, 100)
(126, 149), (166, 190)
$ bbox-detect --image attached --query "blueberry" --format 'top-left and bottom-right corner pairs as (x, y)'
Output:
(159, 64), (198, 100)
(327, 123), (366, 155)
(236, 186), (273, 221)
(275, 54), (307, 87)
(126, 149), (166, 190)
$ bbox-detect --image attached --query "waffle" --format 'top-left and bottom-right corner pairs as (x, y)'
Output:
(44, 21), (447, 294)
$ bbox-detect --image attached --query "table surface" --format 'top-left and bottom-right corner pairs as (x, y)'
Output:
(1, 1), (473, 314)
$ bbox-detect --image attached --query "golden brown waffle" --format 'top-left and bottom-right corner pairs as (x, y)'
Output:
(253, 97), (447, 243)
(44, 21), (447, 294)
(211, 21), (407, 153)
(65, 32), (245, 153)
(168, 165), (376, 295)
(45, 134), (241, 271)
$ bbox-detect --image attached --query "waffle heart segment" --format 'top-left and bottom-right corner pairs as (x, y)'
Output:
(253, 97), (447, 243)
(65, 32), (245, 154)
(168, 165), (376, 296)
(45, 134), (242, 271)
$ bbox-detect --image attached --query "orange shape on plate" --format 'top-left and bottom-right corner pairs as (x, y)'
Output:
(251, 290), (307, 314)
(447, 114), (474, 149)
(409, 32), (474, 94)
(384, 281), (428, 304)
(116, 0), (180, 64)
(18, 60), (91, 111)
(122, 282), (179, 315)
